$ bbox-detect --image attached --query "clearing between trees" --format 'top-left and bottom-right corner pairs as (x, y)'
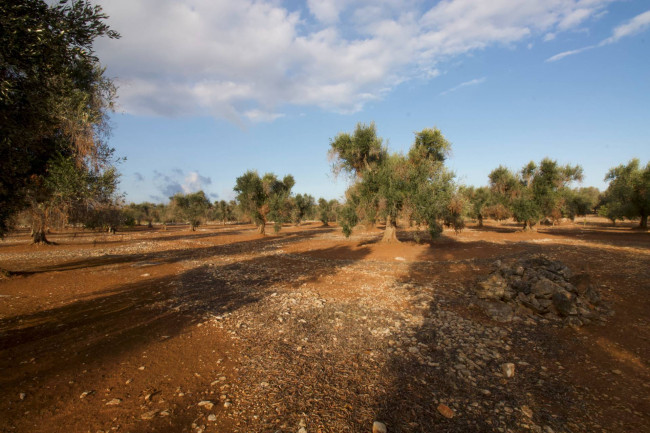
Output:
(0, 218), (648, 433)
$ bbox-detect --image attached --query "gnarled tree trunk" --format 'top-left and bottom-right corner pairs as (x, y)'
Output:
(640, 213), (648, 230)
(257, 222), (266, 235)
(381, 215), (399, 243)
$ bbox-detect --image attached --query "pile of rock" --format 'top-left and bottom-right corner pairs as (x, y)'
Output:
(474, 255), (610, 326)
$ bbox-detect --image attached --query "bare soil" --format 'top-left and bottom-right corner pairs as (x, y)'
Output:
(0, 218), (648, 433)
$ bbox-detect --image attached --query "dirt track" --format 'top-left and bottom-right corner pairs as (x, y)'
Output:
(1, 219), (649, 433)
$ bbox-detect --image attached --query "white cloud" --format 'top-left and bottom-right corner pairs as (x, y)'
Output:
(95, 0), (617, 122)
(183, 171), (212, 194)
(440, 77), (486, 95)
(601, 10), (650, 45)
(545, 45), (595, 62)
(543, 32), (557, 42)
(153, 169), (213, 198)
(244, 109), (286, 123)
(546, 9), (650, 62)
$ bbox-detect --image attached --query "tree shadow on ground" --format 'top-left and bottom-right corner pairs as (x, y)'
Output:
(0, 232), (372, 432)
(8, 226), (335, 275)
(374, 238), (650, 433)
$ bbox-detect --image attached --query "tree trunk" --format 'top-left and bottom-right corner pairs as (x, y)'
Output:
(32, 228), (51, 244)
(381, 215), (399, 243)
(640, 213), (648, 230)
(478, 214), (484, 228)
(257, 222), (266, 235)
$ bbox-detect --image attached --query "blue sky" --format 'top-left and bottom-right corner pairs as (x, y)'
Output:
(94, 0), (650, 203)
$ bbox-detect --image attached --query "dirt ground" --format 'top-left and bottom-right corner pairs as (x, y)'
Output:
(0, 218), (648, 433)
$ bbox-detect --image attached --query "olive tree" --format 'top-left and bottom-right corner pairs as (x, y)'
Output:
(317, 198), (339, 226)
(291, 194), (315, 225)
(600, 159), (650, 229)
(169, 191), (212, 231)
(1, 0), (119, 239)
(489, 159), (583, 230)
(332, 125), (459, 242)
(234, 171), (295, 235)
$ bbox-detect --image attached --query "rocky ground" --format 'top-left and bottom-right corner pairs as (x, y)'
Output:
(0, 219), (649, 433)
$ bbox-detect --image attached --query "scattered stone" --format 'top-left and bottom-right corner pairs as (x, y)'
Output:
(197, 401), (214, 410)
(140, 410), (158, 420)
(437, 403), (455, 419)
(105, 398), (122, 406)
(521, 405), (533, 418)
(79, 391), (93, 399)
(140, 273), (150, 277)
(19, 393), (26, 400)
(502, 363), (516, 378)
(475, 255), (610, 325)
(160, 410), (170, 417)
(612, 369), (622, 375)
(372, 421), (387, 433)
(223, 401), (232, 408)
(207, 414), (217, 422)
(138, 366), (145, 371)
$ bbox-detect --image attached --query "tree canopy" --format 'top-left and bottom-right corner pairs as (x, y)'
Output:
(600, 159), (650, 229)
(1, 0), (120, 239)
(489, 158), (583, 230)
(234, 171), (295, 235)
(332, 125), (459, 242)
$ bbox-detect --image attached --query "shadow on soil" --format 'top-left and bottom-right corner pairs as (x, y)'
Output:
(0, 226), (379, 432)
(9, 226), (335, 275)
(373, 236), (650, 433)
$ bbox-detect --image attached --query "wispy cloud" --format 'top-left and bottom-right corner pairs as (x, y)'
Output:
(440, 77), (486, 96)
(546, 10), (650, 62)
(546, 45), (595, 62)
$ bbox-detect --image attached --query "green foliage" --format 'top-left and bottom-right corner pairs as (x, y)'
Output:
(489, 158), (583, 229)
(561, 187), (600, 220)
(460, 186), (491, 226)
(331, 124), (458, 241)
(291, 194), (315, 225)
(1, 0), (119, 238)
(601, 159), (650, 229)
(234, 171), (295, 234)
(169, 191), (211, 231)
(329, 122), (387, 177)
(214, 200), (235, 224)
(317, 198), (339, 225)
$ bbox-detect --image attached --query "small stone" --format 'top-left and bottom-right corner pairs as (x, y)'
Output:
(160, 410), (170, 417)
(207, 414), (217, 422)
(141, 410), (158, 420)
(105, 398), (122, 406)
(197, 401), (214, 410)
(372, 421), (387, 433)
(141, 273), (150, 277)
(80, 391), (92, 399)
(138, 366), (145, 371)
(223, 401), (232, 408)
(19, 393), (26, 400)
(612, 369), (622, 375)
(298, 428), (307, 433)
(521, 405), (533, 418)
(437, 403), (455, 419)
(502, 363), (516, 378)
